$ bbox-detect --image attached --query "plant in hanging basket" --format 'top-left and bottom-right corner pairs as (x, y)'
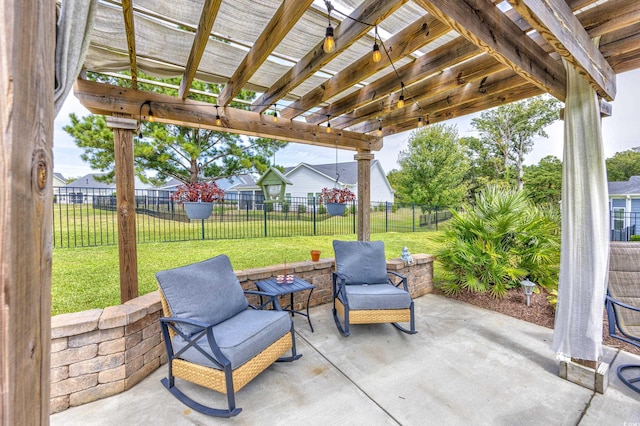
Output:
(170, 181), (225, 204)
(318, 186), (356, 204)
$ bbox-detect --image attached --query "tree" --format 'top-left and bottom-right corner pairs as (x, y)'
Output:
(471, 96), (560, 190)
(606, 148), (640, 181)
(523, 156), (562, 205)
(460, 136), (514, 200)
(393, 124), (469, 209)
(64, 72), (287, 185)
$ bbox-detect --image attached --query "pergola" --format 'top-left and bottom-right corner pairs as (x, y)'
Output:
(3, 0), (640, 423)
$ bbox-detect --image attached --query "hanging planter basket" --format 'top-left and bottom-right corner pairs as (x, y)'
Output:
(326, 202), (347, 217)
(183, 202), (214, 220)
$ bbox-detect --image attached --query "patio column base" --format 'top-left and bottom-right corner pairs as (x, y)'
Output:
(559, 359), (610, 394)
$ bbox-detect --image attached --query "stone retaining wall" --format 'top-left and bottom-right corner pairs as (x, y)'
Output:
(50, 254), (434, 413)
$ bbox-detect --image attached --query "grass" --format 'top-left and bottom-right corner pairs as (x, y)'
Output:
(52, 232), (446, 316)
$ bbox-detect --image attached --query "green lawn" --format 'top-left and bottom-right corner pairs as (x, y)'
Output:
(51, 232), (445, 316)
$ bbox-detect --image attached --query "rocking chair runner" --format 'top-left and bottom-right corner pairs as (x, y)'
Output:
(606, 242), (640, 394)
(156, 255), (301, 417)
(332, 240), (416, 337)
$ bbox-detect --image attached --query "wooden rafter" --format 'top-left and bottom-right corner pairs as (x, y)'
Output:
(280, 14), (449, 120)
(217, 0), (315, 107)
(74, 79), (381, 151)
(317, 36), (482, 127)
(354, 68), (529, 133)
(250, 0), (408, 114)
(178, 0), (223, 99)
(414, 0), (567, 101)
(507, 0), (616, 101)
(121, 0), (137, 90)
(334, 54), (508, 129)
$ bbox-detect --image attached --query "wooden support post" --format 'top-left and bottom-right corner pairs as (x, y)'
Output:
(1, 0), (55, 423)
(107, 115), (139, 303)
(355, 150), (374, 242)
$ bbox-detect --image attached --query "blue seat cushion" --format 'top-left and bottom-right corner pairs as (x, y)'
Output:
(172, 309), (291, 370)
(156, 255), (249, 336)
(339, 283), (412, 310)
(333, 240), (388, 285)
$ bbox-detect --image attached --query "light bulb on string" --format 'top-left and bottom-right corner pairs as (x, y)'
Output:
(397, 83), (405, 109)
(326, 121), (331, 133)
(377, 120), (383, 137)
(272, 104), (278, 123)
(418, 116), (423, 127)
(323, 1), (335, 53)
(372, 27), (381, 63)
(215, 105), (221, 126)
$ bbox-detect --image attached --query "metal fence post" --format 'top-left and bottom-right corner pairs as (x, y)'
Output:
(412, 203), (415, 232)
(435, 205), (439, 231)
(313, 197), (317, 236)
(352, 199), (356, 234)
(385, 201), (389, 232)
(263, 203), (268, 237)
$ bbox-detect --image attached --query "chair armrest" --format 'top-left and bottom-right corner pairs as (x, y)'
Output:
(606, 294), (640, 313)
(387, 270), (409, 291)
(244, 290), (283, 311)
(160, 317), (230, 369)
(333, 272), (348, 297)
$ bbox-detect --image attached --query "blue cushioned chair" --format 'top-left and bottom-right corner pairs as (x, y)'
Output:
(607, 242), (640, 394)
(156, 255), (301, 417)
(332, 240), (416, 337)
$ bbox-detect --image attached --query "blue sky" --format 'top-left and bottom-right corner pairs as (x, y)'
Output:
(53, 68), (640, 180)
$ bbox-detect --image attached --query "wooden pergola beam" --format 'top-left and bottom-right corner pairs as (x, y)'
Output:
(217, 0), (314, 107)
(323, 36), (481, 127)
(414, 0), (567, 101)
(122, 0), (138, 89)
(251, 0), (407, 114)
(178, 0), (223, 99)
(280, 14), (449, 120)
(333, 54), (507, 129)
(507, 0), (616, 101)
(74, 79), (382, 151)
(353, 68), (529, 134)
(382, 82), (543, 136)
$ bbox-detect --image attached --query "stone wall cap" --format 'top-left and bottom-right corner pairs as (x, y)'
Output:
(52, 309), (103, 339)
(99, 304), (147, 330)
(123, 291), (162, 314)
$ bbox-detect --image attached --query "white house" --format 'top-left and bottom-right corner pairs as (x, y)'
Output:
(609, 176), (640, 240)
(60, 173), (153, 204)
(227, 161), (395, 204)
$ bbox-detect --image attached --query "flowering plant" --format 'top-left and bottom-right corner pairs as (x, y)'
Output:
(170, 181), (225, 204)
(318, 186), (356, 204)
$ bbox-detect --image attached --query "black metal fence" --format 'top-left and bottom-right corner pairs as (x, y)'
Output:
(610, 211), (640, 241)
(52, 187), (455, 248)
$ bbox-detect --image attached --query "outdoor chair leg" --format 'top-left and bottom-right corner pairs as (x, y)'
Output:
(160, 377), (242, 418)
(618, 364), (640, 394)
(392, 302), (417, 335)
(277, 326), (303, 362)
(332, 306), (351, 337)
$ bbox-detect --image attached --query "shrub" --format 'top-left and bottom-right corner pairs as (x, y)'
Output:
(282, 202), (290, 214)
(297, 204), (307, 214)
(437, 185), (560, 298)
(318, 205), (327, 215)
(631, 235), (640, 242)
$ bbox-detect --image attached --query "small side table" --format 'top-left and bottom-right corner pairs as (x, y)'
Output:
(255, 277), (315, 332)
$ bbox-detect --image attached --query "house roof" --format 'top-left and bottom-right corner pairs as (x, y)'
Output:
(284, 160), (380, 185)
(609, 176), (640, 196)
(65, 173), (153, 190)
(53, 172), (66, 182)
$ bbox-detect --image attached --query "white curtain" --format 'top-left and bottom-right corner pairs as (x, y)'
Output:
(551, 52), (610, 361)
(54, 0), (98, 117)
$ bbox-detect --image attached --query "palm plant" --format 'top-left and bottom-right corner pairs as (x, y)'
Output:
(437, 185), (560, 298)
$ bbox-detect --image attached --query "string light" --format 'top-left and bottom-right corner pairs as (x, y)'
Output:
(323, 1), (335, 53)
(214, 105), (221, 126)
(326, 116), (331, 133)
(372, 26), (381, 63)
(418, 116), (423, 127)
(377, 119), (382, 137)
(397, 83), (405, 109)
(272, 104), (278, 122)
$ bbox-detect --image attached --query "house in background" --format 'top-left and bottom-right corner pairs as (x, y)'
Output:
(52, 172), (66, 188)
(227, 161), (394, 206)
(60, 173), (153, 204)
(609, 176), (640, 240)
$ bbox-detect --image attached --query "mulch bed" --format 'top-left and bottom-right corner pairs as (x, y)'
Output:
(435, 287), (640, 357)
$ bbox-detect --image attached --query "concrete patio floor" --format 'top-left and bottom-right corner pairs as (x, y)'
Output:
(51, 294), (640, 425)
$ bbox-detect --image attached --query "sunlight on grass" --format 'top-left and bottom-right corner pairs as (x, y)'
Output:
(52, 232), (445, 315)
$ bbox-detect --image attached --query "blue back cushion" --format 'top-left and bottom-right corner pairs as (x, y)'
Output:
(156, 255), (249, 335)
(333, 240), (388, 285)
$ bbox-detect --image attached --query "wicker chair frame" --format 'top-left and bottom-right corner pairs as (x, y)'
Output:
(159, 288), (301, 417)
